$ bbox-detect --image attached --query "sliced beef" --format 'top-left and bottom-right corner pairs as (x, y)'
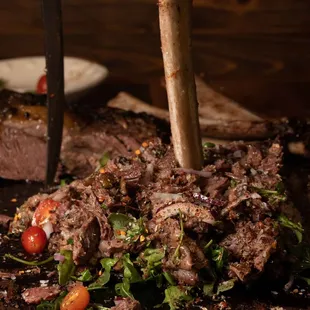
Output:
(112, 297), (142, 310)
(220, 219), (278, 275)
(0, 215), (12, 230)
(0, 90), (170, 181)
(22, 285), (61, 304)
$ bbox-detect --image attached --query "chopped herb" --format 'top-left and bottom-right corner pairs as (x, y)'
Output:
(108, 213), (146, 243)
(203, 142), (215, 148)
(99, 152), (110, 168)
(72, 269), (93, 282)
(278, 214), (304, 243)
(4, 254), (54, 266)
(253, 187), (286, 204)
(230, 179), (237, 188)
(67, 238), (74, 245)
(59, 177), (73, 187)
(88, 258), (118, 290)
(162, 286), (193, 310)
(101, 203), (107, 210)
(57, 250), (75, 285)
(217, 278), (237, 294)
(115, 278), (134, 299)
(203, 282), (215, 296)
(204, 240), (213, 251)
(173, 210), (184, 261)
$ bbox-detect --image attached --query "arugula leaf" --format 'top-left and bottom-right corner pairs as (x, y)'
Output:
(36, 292), (66, 310)
(88, 258), (118, 290)
(67, 238), (74, 245)
(89, 305), (111, 310)
(122, 254), (142, 283)
(115, 278), (134, 299)
(72, 269), (93, 282)
(99, 152), (110, 168)
(203, 282), (215, 296)
(139, 248), (165, 278)
(162, 286), (193, 310)
(108, 213), (132, 230)
(211, 245), (228, 272)
(278, 214), (304, 243)
(57, 250), (75, 285)
(217, 278), (237, 294)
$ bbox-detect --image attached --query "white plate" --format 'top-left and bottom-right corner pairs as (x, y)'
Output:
(0, 56), (109, 102)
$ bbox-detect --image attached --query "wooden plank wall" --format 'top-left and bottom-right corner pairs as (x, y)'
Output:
(0, 0), (310, 116)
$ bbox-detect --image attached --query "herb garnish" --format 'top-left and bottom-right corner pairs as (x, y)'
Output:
(57, 250), (75, 285)
(278, 214), (304, 243)
(162, 286), (193, 310)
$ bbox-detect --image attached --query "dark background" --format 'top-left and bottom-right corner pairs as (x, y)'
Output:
(1, 0), (310, 117)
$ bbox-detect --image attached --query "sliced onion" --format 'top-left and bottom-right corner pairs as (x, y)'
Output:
(42, 221), (54, 239)
(54, 253), (65, 263)
(174, 168), (212, 178)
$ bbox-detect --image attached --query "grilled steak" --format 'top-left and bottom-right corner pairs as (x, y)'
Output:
(0, 89), (169, 181)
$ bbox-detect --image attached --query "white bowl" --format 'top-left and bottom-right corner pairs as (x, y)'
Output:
(0, 56), (109, 102)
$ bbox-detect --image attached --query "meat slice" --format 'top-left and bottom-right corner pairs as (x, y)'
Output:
(220, 219), (278, 274)
(0, 214), (12, 230)
(0, 90), (170, 181)
(112, 297), (142, 310)
(22, 285), (61, 304)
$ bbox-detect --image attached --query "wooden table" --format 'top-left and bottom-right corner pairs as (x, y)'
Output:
(1, 0), (310, 117)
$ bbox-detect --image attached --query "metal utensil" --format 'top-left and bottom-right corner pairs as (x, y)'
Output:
(42, 0), (65, 186)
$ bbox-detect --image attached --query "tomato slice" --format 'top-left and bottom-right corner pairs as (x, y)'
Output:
(36, 74), (47, 94)
(33, 199), (60, 226)
(21, 226), (47, 254)
(60, 285), (90, 310)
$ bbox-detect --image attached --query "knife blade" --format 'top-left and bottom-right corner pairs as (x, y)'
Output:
(42, 0), (65, 186)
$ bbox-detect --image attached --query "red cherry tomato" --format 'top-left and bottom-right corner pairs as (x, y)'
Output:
(36, 74), (47, 94)
(60, 285), (90, 310)
(21, 226), (47, 254)
(33, 199), (60, 226)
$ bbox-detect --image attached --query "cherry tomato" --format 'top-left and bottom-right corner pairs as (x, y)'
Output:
(60, 285), (90, 310)
(36, 74), (47, 94)
(33, 199), (60, 226)
(21, 226), (47, 254)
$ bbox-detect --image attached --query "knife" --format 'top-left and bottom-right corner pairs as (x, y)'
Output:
(42, 0), (65, 186)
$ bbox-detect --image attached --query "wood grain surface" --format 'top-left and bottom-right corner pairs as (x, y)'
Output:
(1, 0), (310, 117)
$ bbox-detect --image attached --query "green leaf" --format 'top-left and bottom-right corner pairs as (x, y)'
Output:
(253, 187), (287, 204)
(115, 279), (134, 299)
(90, 305), (110, 310)
(203, 282), (215, 296)
(99, 152), (110, 167)
(211, 245), (228, 272)
(73, 269), (93, 282)
(88, 258), (118, 290)
(108, 213), (132, 230)
(140, 248), (165, 278)
(217, 278), (237, 294)
(163, 286), (193, 310)
(57, 250), (75, 285)
(203, 142), (215, 148)
(278, 214), (304, 243)
(122, 253), (142, 283)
